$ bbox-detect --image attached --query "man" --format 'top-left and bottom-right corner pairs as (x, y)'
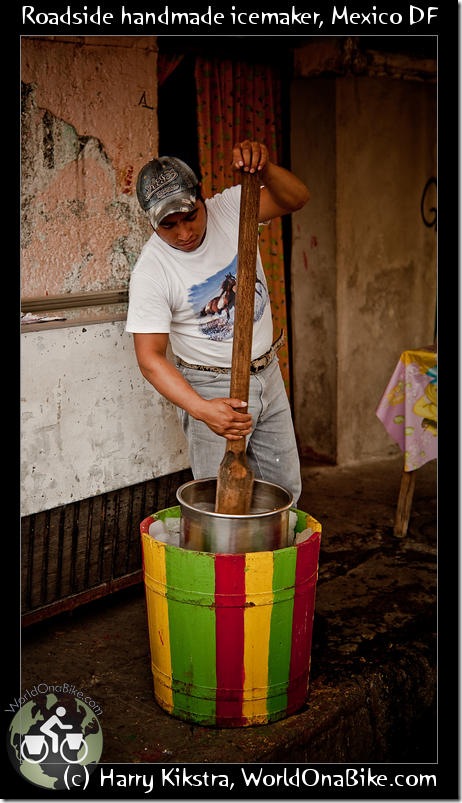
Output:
(126, 139), (309, 505)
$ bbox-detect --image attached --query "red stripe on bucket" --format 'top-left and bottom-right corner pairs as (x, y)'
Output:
(287, 535), (320, 714)
(215, 554), (246, 726)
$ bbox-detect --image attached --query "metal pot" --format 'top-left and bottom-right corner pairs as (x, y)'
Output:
(176, 477), (294, 554)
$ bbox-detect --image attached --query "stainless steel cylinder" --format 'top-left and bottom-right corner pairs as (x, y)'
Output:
(177, 477), (294, 553)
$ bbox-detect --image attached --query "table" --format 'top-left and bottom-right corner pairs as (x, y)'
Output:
(376, 346), (437, 537)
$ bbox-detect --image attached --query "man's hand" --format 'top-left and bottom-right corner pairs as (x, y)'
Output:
(196, 397), (253, 441)
(231, 138), (309, 222)
(232, 139), (269, 174)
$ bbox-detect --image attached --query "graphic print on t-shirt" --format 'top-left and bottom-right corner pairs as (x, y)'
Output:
(188, 260), (268, 341)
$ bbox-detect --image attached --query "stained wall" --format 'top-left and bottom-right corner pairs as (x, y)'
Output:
(290, 44), (437, 464)
(21, 36), (156, 297)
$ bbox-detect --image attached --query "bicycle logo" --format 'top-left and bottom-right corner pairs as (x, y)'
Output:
(7, 692), (103, 791)
(20, 705), (89, 764)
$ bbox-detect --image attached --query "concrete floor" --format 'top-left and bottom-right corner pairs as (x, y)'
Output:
(17, 454), (442, 774)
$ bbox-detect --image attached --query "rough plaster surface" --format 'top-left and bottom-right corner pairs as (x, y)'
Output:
(291, 75), (436, 465)
(21, 36), (156, 297)
(21, 37), (157, 191)
(335, 78), (436, 463)
(21, 322), (189, 516)
(291, 78), (337, 461)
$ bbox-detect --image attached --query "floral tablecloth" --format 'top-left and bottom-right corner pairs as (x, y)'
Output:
(376, 347), (437, 472)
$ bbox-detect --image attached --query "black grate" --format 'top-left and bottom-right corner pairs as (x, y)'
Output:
(21, 468), (193, 626)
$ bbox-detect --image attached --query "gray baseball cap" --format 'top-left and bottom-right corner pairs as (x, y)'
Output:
(136, 156), (200, 229)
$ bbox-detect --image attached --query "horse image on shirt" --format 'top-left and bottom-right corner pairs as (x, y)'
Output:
(190, 262), (268, 342)
(200, 272), (236, 320)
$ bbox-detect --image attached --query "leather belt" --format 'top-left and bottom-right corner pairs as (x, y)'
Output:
(175, 330), (286, 375)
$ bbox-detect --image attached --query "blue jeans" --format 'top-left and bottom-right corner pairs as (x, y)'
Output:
(176, 357), (302, 506)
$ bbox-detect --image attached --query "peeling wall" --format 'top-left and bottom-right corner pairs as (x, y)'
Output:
(291, 71), (437, 464)
(21, 36), (156, 296)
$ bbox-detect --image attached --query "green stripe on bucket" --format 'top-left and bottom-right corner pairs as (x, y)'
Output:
(165, 547), (217, 724)
(266, 546), (297, 719)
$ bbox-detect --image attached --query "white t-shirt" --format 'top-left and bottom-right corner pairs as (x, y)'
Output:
(125, 184), (273, 367)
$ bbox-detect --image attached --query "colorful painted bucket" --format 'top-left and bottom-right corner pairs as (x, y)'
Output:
(140, 506), (321, 727)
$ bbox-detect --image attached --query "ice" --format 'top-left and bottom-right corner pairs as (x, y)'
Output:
(294, 527), (314, 545)
(148, 518), (180, 546)
(288, 510), (298, 546)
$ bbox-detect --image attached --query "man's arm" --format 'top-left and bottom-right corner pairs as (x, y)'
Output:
(232, 139), (310, 223)
(133, 332), (252, 440)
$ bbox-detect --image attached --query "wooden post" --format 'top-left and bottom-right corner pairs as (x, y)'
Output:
(393, 469), (416, 538)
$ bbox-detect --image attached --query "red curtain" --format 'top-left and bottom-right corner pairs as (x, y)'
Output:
(194, 57), (291, 395)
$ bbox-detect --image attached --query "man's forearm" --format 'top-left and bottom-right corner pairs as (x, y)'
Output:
(137, 353), (253, 440)
(260, 161), (310, 213)
(139, 354), (206, 420)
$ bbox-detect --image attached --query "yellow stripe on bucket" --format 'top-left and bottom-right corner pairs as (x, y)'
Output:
(142, 534), (174, 713)
(243, 551), (274, 723)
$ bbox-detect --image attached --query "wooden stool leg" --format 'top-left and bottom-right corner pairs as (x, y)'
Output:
(394, 469), (416, 538)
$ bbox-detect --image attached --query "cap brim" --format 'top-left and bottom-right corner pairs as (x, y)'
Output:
(149, 196), (197, 229)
